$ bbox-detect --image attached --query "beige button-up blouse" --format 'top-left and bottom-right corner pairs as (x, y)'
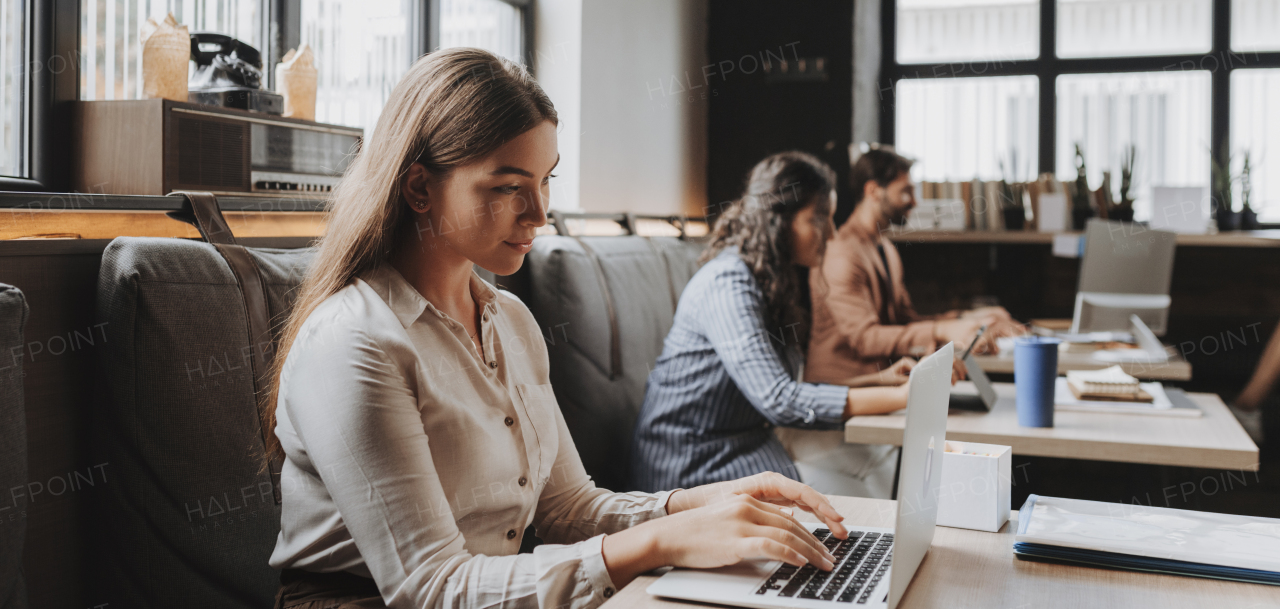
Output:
(268, 262), (673, 609)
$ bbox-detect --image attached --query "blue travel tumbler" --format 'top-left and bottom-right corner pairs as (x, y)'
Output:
(1014, 337), (1062, 427)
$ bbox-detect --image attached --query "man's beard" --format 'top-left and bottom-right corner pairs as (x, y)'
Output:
(887, 207), (910, 226)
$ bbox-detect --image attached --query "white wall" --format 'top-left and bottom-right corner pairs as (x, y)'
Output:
(535, 0), (708, 216)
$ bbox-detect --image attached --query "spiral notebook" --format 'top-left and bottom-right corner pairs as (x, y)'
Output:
(1014, 495), (1280, 586)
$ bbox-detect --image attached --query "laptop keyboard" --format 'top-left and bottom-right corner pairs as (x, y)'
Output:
(755, 529), (893, 604)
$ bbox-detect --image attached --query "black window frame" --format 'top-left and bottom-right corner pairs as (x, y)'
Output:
(0, 0), (55, 190)
(6, 0), (534, 193)
(420, 0), (536, 67)
(879, 0), (1280, 205)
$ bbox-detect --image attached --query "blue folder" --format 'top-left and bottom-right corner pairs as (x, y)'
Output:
(1014, 495), (1280, 586)
(1013, 542), (1280, 586)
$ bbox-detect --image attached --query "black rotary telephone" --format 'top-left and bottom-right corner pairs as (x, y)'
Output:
(187, 32), (284, 114)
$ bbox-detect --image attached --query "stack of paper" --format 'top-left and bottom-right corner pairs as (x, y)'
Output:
(1054, 378), (1202, 417)
(1067, 366), (1140, 395)
(1014, 495), (1280, 585)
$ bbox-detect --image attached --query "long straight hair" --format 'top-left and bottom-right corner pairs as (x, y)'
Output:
(701, 151), (837, 347)
(261, 48), (557, 463)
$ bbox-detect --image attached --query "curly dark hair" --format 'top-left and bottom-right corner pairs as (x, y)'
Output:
(702, 151), (837, 347)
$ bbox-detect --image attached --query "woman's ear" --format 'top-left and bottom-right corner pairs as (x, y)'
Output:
(401, 162), (433, 213)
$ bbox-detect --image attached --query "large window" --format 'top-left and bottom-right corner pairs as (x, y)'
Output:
(1, 0), (27, 179)
(302, 0), (526, 133)
(1057, 0), (1212, 58)
(884, 0), (1280, 224)
(897, 0), (1039, 64)
(1056, 71), (1211, 218)
(302, 0), (411, 133)
(1232, 0), (1280, 52)
(79, 0), (262, 101)
(1232, 69), (1280, 218)
(439, 0), (525, 64)
(1, 0), (532, 191)
(895, 76), (1039, 182)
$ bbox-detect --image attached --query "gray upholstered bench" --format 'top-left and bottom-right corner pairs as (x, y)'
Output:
(1, 283), (29, 609)
(92, 194), (314, 608)
(522, 233), (704, 491)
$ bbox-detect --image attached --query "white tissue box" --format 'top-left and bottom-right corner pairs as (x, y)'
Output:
(935, 441), (1012, 532)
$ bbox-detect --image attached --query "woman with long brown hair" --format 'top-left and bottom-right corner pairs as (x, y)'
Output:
(264, 48), (853, 609)
(630, 151), (914, 494)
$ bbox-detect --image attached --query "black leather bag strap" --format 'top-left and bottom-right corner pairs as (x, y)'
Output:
(167, 191), (238, 245)
(167, 191), (282, 503)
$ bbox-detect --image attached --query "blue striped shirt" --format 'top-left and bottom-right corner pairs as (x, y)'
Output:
(630, 249), (850, 492)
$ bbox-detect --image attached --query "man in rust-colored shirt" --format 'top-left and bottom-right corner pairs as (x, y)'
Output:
(806, 148), (1015, 385)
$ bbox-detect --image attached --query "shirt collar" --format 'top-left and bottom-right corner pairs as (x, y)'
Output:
(365, 262), (499, 329)
(838, 214), (880, 243)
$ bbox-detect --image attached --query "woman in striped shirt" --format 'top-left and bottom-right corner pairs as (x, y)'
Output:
(631, 151), (915, 494)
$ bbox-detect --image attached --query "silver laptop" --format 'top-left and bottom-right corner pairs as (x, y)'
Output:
(646, 343), (954, 609)
(947, 333), (1004, 413)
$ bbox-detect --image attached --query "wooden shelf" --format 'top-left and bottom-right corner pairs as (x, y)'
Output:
(2, 209), (327, 240)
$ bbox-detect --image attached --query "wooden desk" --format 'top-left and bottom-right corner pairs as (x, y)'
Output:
(973, 349), (1193, 381)
(844, 382), (1258, 471)
(605, 496), (1277, 609)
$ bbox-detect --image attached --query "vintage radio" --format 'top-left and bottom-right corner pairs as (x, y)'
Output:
(72, 99), (362, 196)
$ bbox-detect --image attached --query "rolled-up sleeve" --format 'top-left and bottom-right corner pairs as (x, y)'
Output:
(696, 265), (849, 428)
(283, 321), (665, 609)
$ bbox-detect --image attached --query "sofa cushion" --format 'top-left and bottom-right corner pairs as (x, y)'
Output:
(0, 284), (28, 609)
(524, 236), (703, 491)
(94, 237), (313, 608)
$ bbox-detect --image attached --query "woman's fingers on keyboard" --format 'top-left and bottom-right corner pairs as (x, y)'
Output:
(739, 537), (809, 568)
(748, 526), (833, 570)
(741, 499), (834, 563)
(746, 473), (850, 539)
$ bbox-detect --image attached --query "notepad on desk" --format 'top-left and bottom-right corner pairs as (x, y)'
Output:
(1054, 377), (1202, 417)
(1067, 365), (1142, 397)
(1014, 495), (1280, 586)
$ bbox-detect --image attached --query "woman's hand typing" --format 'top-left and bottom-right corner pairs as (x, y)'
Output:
(601, 473), (846, 590)
(666, 472), (848, 535)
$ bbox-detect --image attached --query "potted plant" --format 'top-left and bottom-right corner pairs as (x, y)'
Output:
(1071, 143), (1095, 229)
(1110, 144), (1136, 222)
(1240, 151), (1259, 231)
(1211, 139), (1238, 231)
(999, 156), (1026, 230)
